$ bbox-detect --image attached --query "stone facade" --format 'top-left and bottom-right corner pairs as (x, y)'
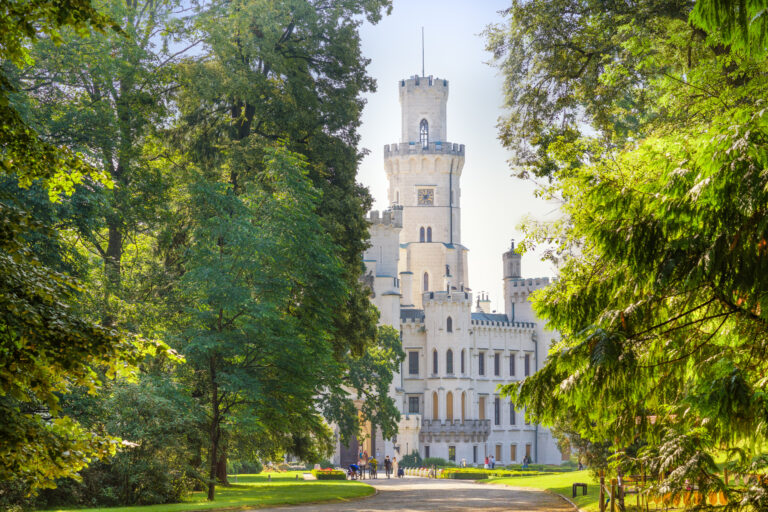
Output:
(333, 75), (563, 467)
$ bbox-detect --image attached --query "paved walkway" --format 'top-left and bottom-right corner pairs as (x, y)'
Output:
(255, 476), (575, 511)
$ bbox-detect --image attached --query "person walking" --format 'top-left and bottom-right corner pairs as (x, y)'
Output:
(490, 455), (496, 469)
(384, 455), (392, 478)
(484, 455), (489, 469)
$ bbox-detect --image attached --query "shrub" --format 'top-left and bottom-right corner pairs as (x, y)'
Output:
(422, 457), (454, 467)
(440, 469), (488, 480)
(311, 469), (346, 480)
(399, 450), (422, 467)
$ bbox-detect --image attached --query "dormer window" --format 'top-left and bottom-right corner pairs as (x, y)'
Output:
(420, 119), (429, 149)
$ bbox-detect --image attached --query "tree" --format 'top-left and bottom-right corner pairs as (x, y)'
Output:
(176, 145), (348, 500)
(489, 0), (768, 507)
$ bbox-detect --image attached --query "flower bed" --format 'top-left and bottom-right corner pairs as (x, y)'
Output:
(312, 469), (347, 480)
(439, 468), (549, 479)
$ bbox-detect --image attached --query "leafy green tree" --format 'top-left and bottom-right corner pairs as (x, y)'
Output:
(175, 144), (348, 500)
(489, 0), (768, 507)
(0, 0), (171, 496)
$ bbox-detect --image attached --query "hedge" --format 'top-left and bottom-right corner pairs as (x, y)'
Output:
(443, 471), (488, 480)
(311, 469), (347, 480)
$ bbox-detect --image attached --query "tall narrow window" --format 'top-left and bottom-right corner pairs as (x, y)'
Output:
(423, 272), (429, 292)
(408, 396), (420, 413)
(473, 445), (478, 463)
(420, 119), (429, 148)
(446, 391), (454, 421)
(446, 349), (454, 374)
(432, 391), (439, 420)
(510, 444), (517, 462)
(461, 392), (466, 421)
(433, 349), (438, 375)
(510, 402), (516, 425)
(460, 349), (465, 374)
(478, 351), (485, 376)
(446, 316), (453, 333)
(408, 351), (419, 375)
(524, 353), (531, 376)
(479, 397), (486, 420)
(494, 397), (501, 425)
(426, 226), (432, 242)
(419, 227), (425, 242)
(494, 353), (500, 376)
(510, 353), (516, 377)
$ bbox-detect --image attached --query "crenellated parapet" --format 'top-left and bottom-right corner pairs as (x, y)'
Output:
(422, 290), (472, 306)
(384, 141), (465, 157)
(367, 205), (403, 228)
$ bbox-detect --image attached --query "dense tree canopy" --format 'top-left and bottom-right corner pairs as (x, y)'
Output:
(2, 0), (402, 507)
(488, 0), (768, 507)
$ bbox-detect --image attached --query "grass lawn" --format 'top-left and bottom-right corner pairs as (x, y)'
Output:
(48, 472), (374, 512)
(485, 470), (602, 511)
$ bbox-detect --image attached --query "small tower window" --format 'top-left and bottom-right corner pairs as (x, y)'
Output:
(446, 349), (453, 374)
(419, 227), (425, 242)
(420, 119), (429, 149)
(447, 316), (453, 333)
(426, 227), (432, 242)
(433, 349), (438, 375)
(423, 272), (429, 292)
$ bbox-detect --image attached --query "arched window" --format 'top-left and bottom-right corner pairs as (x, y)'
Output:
(461, 392), (466, 421)
(423, 272), (429, 292)
(432, 349), (438, 374)
(426, 226), (432, 242)
(419, 227), (425, 242)
(446, 349), (453, 374)
(420, 119), (429, 148)
(432, 391), (439, 419)
(461, 349), (465, 374)
(446, 391), (454, 421)
(447, 316), (453, 333)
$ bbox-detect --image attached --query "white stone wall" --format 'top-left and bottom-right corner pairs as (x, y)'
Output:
(398, 76), (449, 143)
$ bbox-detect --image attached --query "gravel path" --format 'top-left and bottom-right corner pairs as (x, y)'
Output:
(254, 476), (576, 511)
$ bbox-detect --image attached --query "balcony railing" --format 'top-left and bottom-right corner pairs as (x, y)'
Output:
(419, 419), (490, 443)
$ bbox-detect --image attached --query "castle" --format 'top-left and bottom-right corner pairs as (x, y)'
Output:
(334, 75), (563, 467)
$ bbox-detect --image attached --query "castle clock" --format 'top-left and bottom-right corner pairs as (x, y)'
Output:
(417, 188), (434, 206)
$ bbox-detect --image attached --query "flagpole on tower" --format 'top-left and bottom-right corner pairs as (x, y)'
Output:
(421, 26), (425, 77)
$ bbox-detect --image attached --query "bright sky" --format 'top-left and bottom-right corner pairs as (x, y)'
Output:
(358, 0), (559, 313)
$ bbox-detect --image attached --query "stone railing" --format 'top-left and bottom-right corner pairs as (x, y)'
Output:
(419, 419), (490, 443)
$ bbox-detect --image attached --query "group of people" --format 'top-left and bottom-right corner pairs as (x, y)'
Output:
(348, 452), (403, 480)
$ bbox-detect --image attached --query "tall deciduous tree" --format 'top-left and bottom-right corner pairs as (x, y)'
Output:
(0, 0), (171, 495)
(488, 0), (768, 507)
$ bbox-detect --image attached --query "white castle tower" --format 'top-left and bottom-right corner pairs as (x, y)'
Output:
(384, 76), (468, 309)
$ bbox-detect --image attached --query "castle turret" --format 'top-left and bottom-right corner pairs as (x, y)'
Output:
(387, 76), (468, 308)
(503, 240), (550, 323)
(364, 207), (403, 327)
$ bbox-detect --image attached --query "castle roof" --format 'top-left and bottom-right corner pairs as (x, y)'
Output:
(471, 312), (510, 323)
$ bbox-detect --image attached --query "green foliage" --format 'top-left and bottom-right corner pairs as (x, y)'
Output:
(311, 469), (347, 480)
(489, 0), (768, 507)
(421, 457), (452, 467)
(399, 450), (422, 467)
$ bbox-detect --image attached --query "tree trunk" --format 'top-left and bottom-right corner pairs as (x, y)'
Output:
(216, 451), (228, 485)
(103, 221), (122, 326)
(207, 357), (219, 501)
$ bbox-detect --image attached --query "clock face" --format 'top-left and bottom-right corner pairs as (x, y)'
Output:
(417, 188), (434, 206)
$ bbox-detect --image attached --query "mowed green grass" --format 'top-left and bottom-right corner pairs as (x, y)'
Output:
(49, 472), (374, 512)
(486, 470), (602, 511)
